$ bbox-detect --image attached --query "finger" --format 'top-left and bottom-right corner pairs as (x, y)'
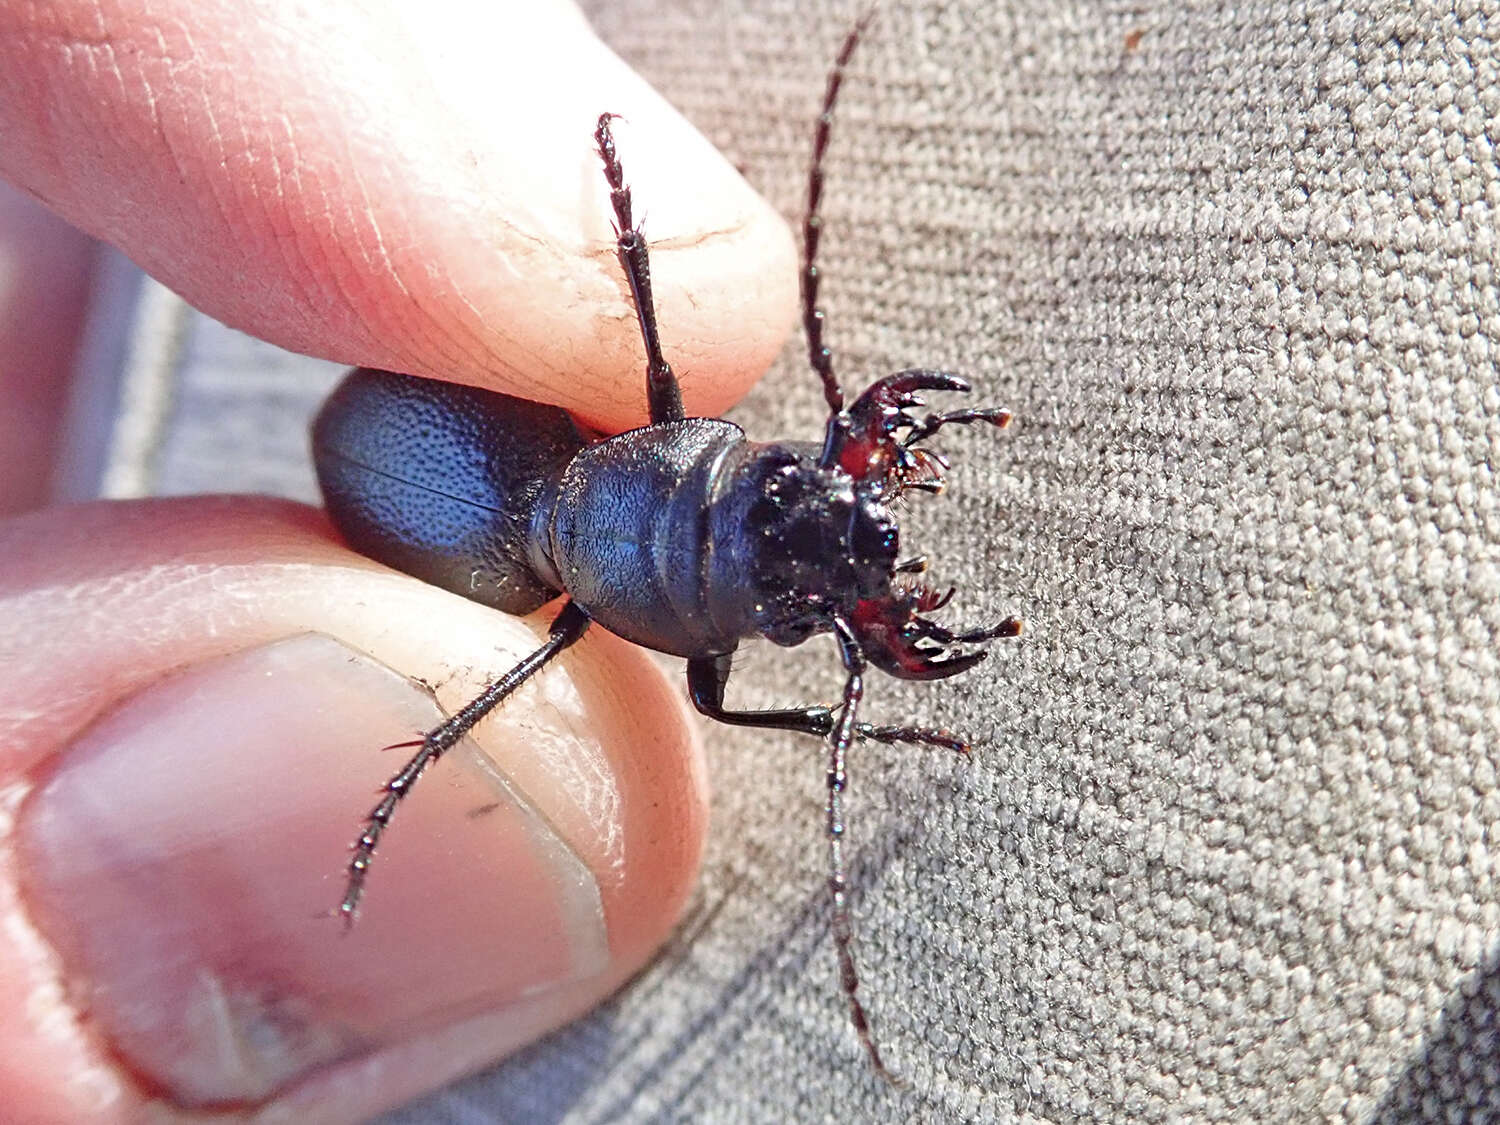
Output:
(0, 0), (796, 430)
(0, 181), (98, 514)
(0, 498), (707, 1120)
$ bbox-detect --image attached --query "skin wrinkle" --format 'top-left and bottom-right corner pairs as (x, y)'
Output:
(308, 97), (410, 366)
(193, 56), (246, 263)
(132, 28), (184, 195)
(121, 37), (205, 269)
(287, 134), (396, 361)
(263, 116), (329, 321)
(6, 558), (289, 648)
(294, 37), (417, 352)
(520, 675), (626, 882)
(5, 559), (270, 660)
(222, 56), (283, 297)
(370, 176), (570, 401)
(396, 254), (535, 392)
(315, 64), (499, 384)
(151, 17), (194, 82)
(365, 207), (493, 383)
(558, 683), (625, 878)
(0, 565), (225, 743)
(324, 167), (416, 374)
(234, 29), (410, 366)
(400, 233), (512, 381)
(8, 15), (396, 367)
(318, 18), (520, 385)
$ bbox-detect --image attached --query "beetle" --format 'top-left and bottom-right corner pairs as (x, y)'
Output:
(311, 18), (1019, 1076)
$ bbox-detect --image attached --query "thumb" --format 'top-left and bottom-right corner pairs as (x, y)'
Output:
(0, 498), (706, 1119)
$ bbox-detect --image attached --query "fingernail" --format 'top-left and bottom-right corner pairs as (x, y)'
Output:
(16, 634), (608, 1109)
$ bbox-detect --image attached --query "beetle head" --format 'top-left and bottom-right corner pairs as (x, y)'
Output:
(795, 369), (1015, 678)
(748, 454), (899, 646)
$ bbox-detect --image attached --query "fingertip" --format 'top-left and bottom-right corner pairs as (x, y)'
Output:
(343, 18), (800, 430)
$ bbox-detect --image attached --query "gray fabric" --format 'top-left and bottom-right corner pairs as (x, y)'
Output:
(126, 0), (1500, 1119)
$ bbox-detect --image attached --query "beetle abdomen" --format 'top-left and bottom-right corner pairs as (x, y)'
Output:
(313, 368), (585, 614)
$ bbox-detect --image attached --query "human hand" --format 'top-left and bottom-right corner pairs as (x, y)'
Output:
(0, 0), (796, 1119)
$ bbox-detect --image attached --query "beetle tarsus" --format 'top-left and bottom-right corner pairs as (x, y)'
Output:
(335, 603), (591, 924)
(847, 718), (970, 755)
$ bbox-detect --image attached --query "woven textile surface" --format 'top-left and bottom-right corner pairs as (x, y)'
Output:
(141, 0), (1500, 1120)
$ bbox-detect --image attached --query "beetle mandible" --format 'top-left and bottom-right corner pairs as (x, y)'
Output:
(311, 18), (1020, 1077)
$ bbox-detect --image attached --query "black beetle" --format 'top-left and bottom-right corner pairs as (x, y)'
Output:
(312, 19), (1019, 1076)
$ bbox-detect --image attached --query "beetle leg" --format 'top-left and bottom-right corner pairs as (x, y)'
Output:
(687, 653), (836, 737)
(338, 601), (591, 925)
(687, 653), (965, 751)
(594, 114), (685, 424)
(824, 615), (897, 1079)
(855, 721), (968, 754)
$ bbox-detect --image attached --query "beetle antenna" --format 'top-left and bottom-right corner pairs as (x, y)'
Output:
(828, 612), (897, 1081)
(802, 12), (872, 416)
(595, 113), (686, 425)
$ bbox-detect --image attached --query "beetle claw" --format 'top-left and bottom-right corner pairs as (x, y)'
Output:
(850, 587), (1016, 681)
(867, 639), (987, 681)
(822, 368), (1009, 493)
